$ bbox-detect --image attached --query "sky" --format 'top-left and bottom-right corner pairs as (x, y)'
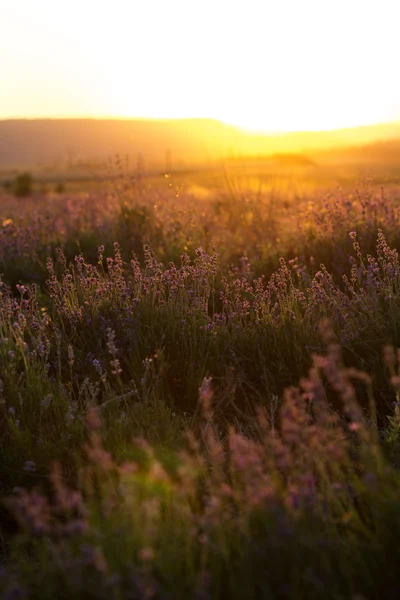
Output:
(1, 0), (399, 132)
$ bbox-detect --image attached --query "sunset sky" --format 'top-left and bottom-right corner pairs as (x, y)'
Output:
(1, 0), (399, 133)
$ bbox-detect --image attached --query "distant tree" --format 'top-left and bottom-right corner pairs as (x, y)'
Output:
(12, 172), (33, 197)
(55, 181), (65, 194)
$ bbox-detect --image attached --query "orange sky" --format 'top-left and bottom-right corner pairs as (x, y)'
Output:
(1, 0), (399, 132)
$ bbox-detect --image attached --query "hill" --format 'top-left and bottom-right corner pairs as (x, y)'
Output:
(0, 118), (400, 171)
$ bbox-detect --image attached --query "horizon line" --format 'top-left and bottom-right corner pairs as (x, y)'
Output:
(1, 115), (399, 136)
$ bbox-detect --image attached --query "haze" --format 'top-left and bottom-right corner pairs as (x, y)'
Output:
(1, 0), (399, 133)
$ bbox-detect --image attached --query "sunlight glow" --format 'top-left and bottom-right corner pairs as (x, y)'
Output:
(1, 0), (399, 132)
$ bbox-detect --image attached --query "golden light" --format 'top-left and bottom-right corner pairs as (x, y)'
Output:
(1, 0), (399, 132)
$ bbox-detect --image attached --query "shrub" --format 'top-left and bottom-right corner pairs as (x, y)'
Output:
(12, 172), (33, 197)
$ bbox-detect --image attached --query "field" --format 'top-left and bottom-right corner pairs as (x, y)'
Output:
(1, 159), (400, 598)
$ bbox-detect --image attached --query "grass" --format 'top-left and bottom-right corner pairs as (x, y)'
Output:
(1, 167), (400, 597)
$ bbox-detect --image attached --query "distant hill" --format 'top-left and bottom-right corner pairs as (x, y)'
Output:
(0, 118), (241, 171)
(310, 138), (400, 166)
(0, 118), (400, 171)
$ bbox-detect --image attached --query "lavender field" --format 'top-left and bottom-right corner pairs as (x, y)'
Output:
(1, 169), (400, 599)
